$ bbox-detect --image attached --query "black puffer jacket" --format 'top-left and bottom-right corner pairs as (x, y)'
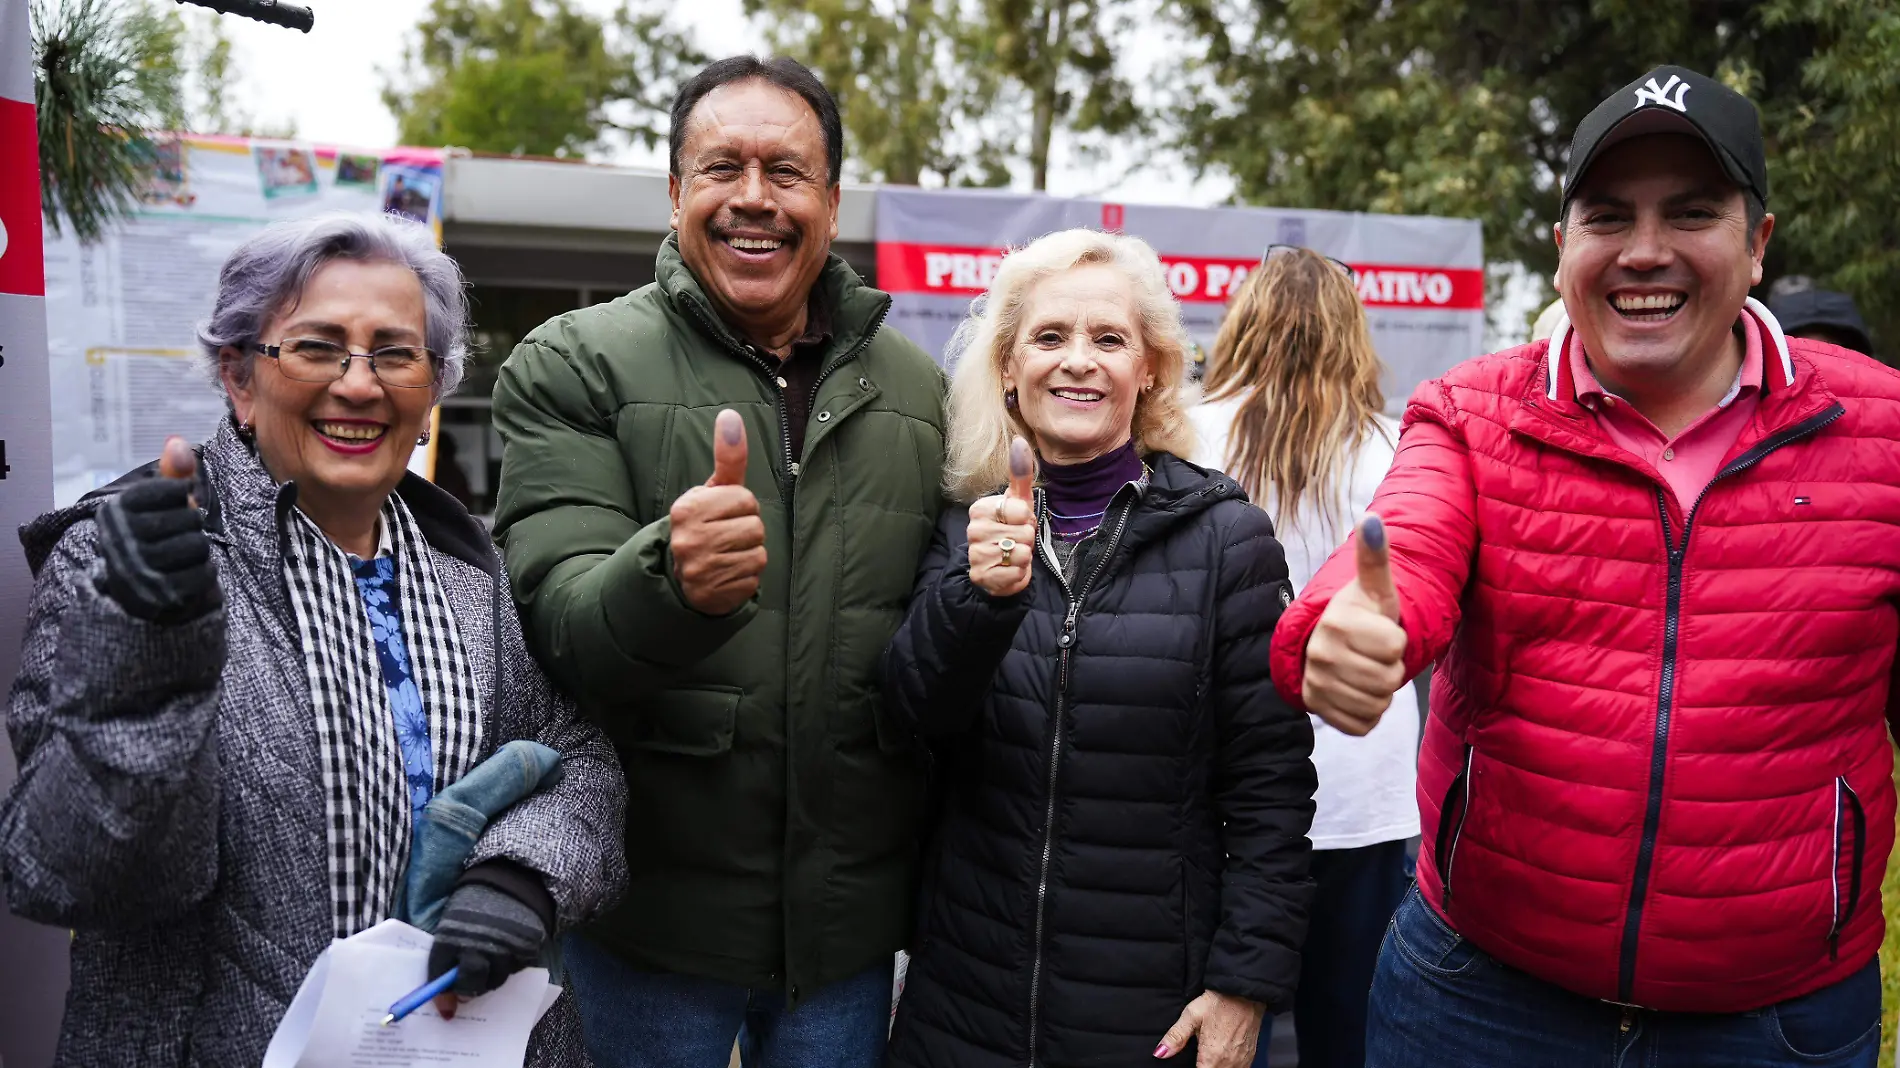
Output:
(884, 453), (1316, 1068)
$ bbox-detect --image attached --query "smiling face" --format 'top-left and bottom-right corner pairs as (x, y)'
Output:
(669, 77), (841, 348)
(1005, 263), (1154, 465)
(223, 258), (435, 528)
(1556, 133), (1773, 389)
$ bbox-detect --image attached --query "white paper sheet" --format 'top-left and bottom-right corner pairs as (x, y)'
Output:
(263, 919), (559, 1068)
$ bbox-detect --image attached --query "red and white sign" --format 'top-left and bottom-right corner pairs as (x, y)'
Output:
(0, 96), (41, 298)
(878, 241), (1485, 309)
(872, 188), (1487, 414)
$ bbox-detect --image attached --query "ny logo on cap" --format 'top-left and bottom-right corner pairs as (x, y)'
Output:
(1634, 74), (1692, 112)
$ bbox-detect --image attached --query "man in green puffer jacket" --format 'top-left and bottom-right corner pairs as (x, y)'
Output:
(490, 55), (945, 1068)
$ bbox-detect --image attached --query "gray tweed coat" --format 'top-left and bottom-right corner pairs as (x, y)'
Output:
(0, 423), (627, 1068)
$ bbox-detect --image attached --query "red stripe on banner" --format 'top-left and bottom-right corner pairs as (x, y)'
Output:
(876, 241), (1485, 309)
(0, 96), (43, 297)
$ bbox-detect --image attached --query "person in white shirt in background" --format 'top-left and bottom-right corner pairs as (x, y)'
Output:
(1190, 245), (1419, 1068)
(1530, 296), (1568, 344)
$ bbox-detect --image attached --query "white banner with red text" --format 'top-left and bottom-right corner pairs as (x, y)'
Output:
(872, 188), (1485, 413)
(41, 135), (445, 506)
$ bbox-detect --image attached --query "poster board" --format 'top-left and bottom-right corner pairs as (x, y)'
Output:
(40, 135), (446, 506)
(873, 188), (1486, 413)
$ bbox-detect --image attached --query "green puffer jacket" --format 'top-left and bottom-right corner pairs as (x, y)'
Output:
(492, 236), (946, 1002)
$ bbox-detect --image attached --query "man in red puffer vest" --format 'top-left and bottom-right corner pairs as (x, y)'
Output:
(1272, 65), (1900, 1067)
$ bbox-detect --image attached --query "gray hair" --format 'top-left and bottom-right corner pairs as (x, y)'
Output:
(198, 211), (471, 396)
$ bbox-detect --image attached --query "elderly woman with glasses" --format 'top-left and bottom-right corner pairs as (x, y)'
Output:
(0, 213), (626, 1068)
(883, 229), (1316, 1068)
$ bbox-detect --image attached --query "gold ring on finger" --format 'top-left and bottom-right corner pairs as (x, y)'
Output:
(998, 537), (1016, 565)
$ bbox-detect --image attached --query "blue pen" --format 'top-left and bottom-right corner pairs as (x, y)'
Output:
(381, 967), (459, 1026)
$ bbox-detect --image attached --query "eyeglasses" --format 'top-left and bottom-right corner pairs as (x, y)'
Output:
(252, 337), (439, 388)
(1262, 244), (1354, 276)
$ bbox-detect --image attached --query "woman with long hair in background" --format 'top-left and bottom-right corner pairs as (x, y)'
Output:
(1191, 246), (1419, 1068)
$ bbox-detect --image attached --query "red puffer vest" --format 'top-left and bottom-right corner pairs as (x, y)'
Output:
(1272, 304), (1900, 1012)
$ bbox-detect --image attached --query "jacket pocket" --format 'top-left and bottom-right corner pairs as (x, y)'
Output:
(624, 685), (740, 756)
(1389, 884), (1483, 978)
(1827, 775), (1868, 959)
(1434, 745), (1475, 904)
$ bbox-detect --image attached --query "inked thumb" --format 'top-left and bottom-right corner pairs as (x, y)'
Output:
(159, 436), (197, 482)
(1006, 437), (1035, 504)
(1355, 513), (1401, 623)
(708, 410), (748, 487)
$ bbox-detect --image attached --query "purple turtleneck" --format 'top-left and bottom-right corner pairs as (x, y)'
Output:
(1041, 440), (1143, 539)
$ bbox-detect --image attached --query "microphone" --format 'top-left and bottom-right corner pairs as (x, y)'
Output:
(174, 0), (314, 32)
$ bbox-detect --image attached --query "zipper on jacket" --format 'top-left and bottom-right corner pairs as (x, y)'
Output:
(770, 301), (890, 514)
(745, 346), (797, 499)
(1025, 493), (1135, 1067)
(684, 293), (892, 998)
(680, 296), (890, 503)
(805, 302), (890, 428)
(1435, 746), (1474, 904)
(676, 299), (795, 495)
(1614, 403), (1843, 1003)
(1829, 775), (1867, 960)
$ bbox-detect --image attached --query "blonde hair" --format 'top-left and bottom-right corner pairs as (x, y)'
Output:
(1202, 247), (1386, 535)
(944, 229), (1196, 502)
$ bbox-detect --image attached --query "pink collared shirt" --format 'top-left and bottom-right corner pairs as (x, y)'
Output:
(1570, 313), (1766, 510)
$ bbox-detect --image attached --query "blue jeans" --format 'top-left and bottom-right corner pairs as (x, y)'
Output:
(1366, 885), (1881, 1068)
(1255, 839), (1411, 1068)
(562, 933), (893, 1068)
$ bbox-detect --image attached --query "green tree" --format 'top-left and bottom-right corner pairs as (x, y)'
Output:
(1755, 0), (1900, 353)
(986, 0), (1144, 190)
(383, 0), (705, 159)
(34, 0), (292, 241)
(1168, 0), (1900, 348)
(747, 0), (1008, 186)
(32, 0), (184, 241)
(754, 0), (1143, 190)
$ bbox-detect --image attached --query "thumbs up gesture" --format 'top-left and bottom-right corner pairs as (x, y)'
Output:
(93, 435), (222, 625)
(967, 437), (1037, 598)
(668, 410), (768, 616)
(1301, 514), (1408, 736)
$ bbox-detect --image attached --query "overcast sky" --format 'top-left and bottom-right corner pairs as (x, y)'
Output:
(213, 0), (1232, 205)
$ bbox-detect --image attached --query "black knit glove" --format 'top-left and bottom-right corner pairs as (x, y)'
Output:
(427, 883), (549, 997)
(93, 477), (221, 625)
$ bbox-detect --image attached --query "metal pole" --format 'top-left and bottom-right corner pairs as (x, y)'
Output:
(0, 0), (67, 1063)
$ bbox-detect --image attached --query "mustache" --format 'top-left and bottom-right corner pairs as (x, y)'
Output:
(709, 217), (799, 244)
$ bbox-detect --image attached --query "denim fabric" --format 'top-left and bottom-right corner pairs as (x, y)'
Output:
(1366, 886), (1881, 1068)
(1254, 839), (1410, 1068)
(351, 555), (434, 826)
(401, 739), (562, 932)
(563, 933), (893, 1068)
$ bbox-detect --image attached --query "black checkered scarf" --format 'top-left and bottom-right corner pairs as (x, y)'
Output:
(282, 494), (484, 937)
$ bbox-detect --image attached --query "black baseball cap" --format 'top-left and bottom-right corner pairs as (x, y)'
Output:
(1563, 65), (1769, 208)
(1769, 288), (1873, 355)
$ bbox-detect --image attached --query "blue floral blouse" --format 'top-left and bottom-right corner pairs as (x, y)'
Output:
(350, 554), (434, 824)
